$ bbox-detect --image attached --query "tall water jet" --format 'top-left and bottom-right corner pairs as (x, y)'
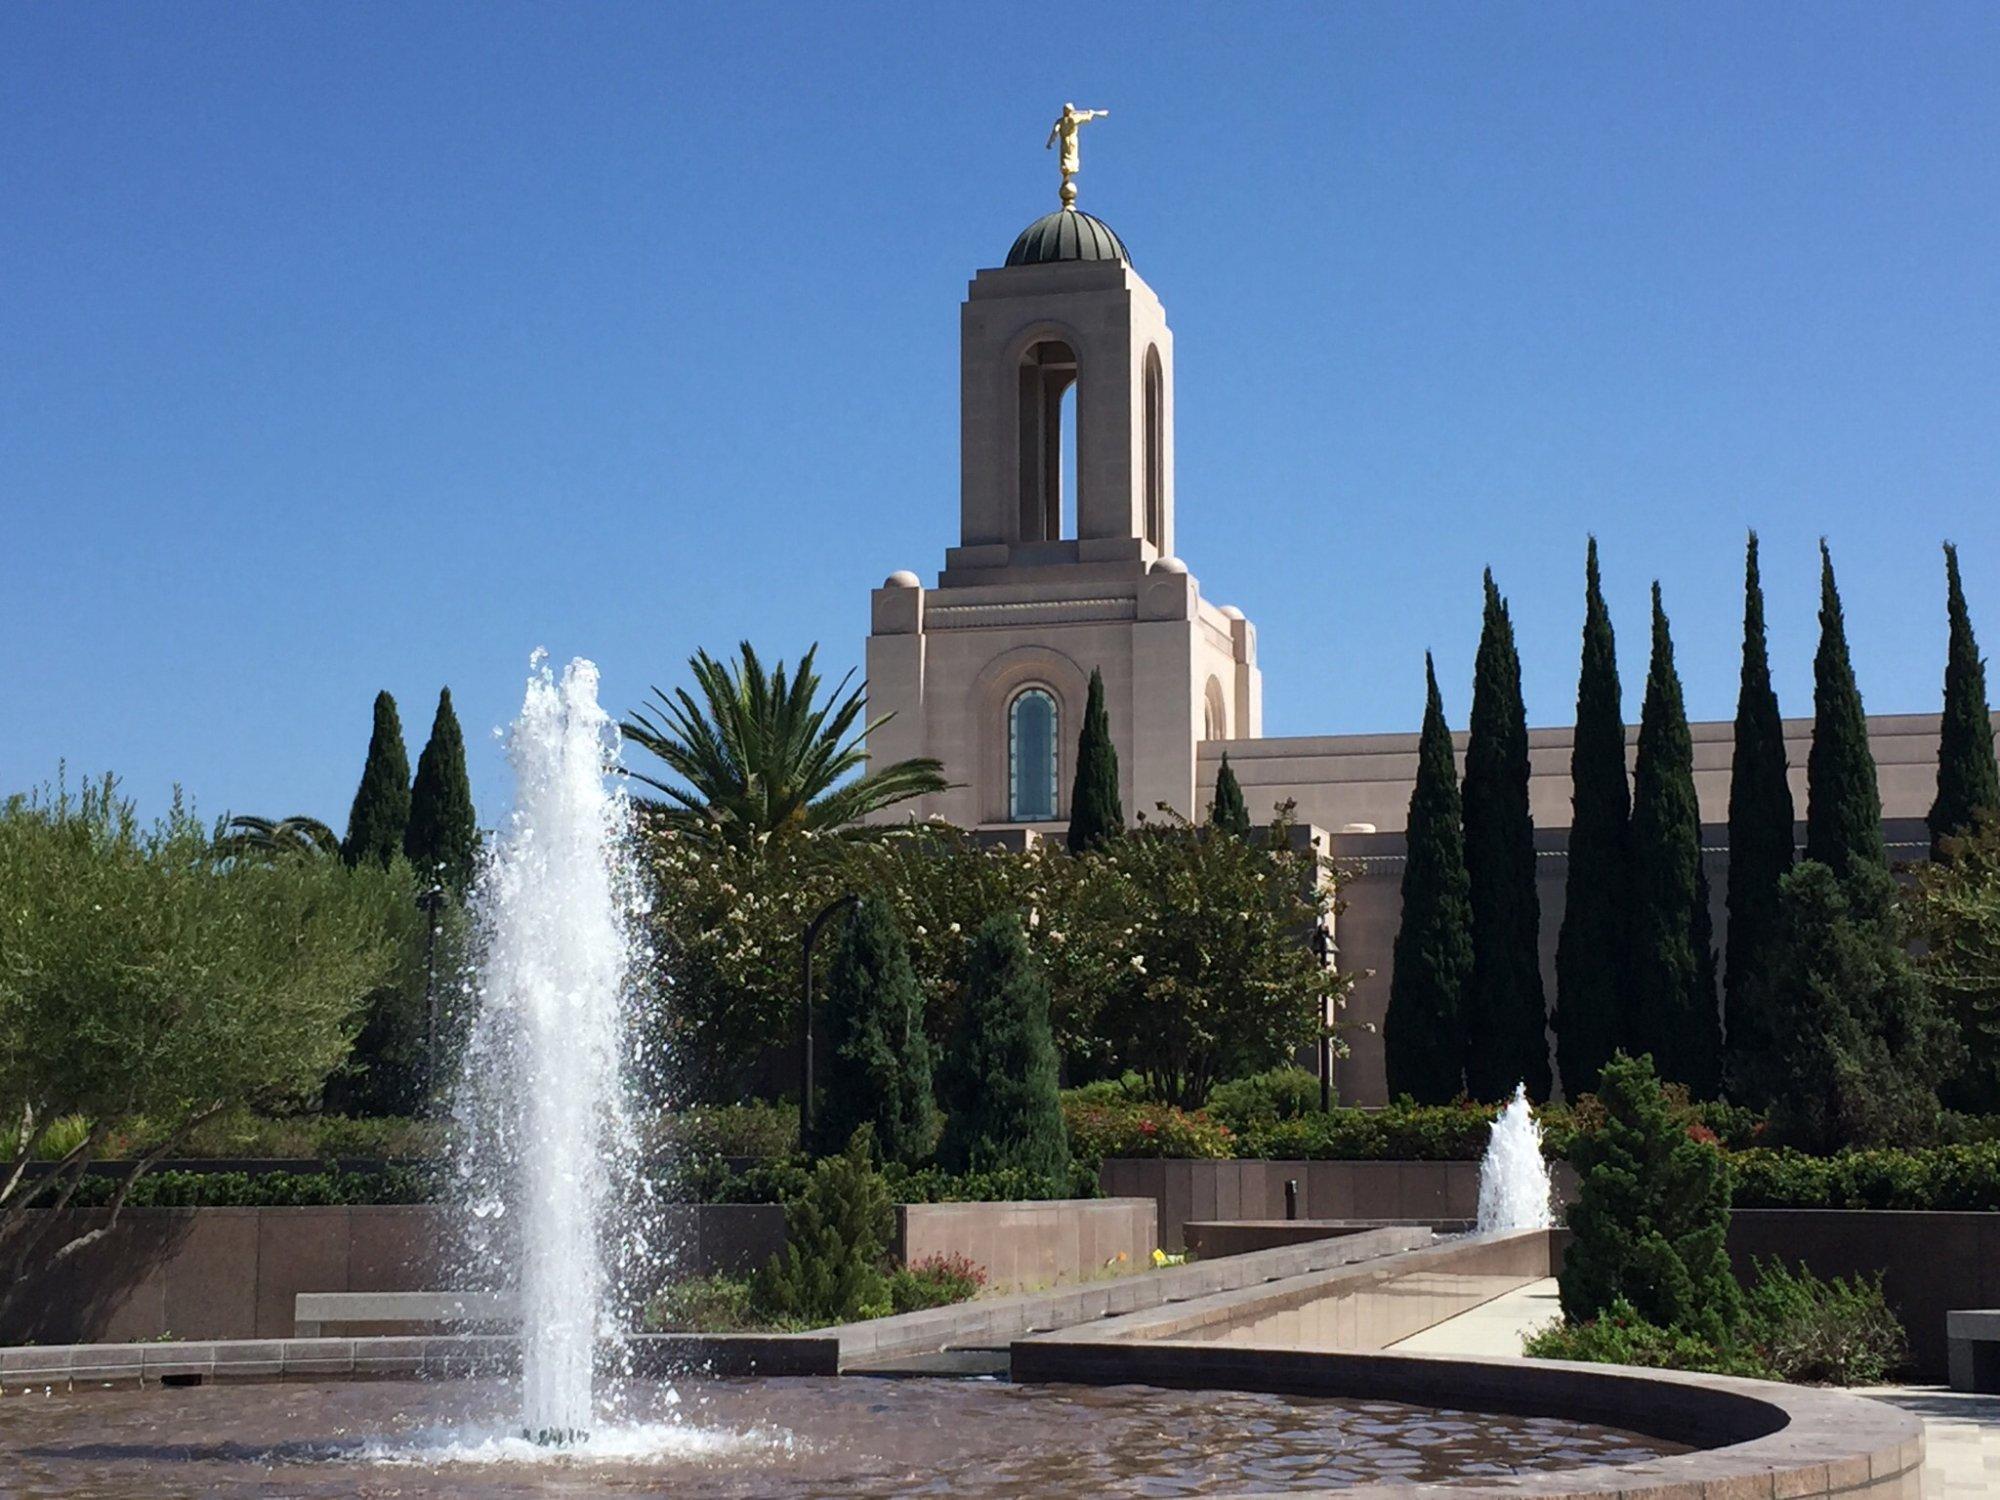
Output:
(1475, 1083), (1555, 1234)
(453, 653), (645, 1445)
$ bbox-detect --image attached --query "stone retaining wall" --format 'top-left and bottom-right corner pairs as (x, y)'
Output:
(1100, 1157), (1581, 1250)
(894, 1198), (1155, 1292)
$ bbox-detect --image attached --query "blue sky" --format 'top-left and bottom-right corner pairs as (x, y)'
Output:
(5, 3), (1998, 827)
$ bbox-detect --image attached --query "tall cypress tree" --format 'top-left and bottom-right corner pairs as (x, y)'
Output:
(1067, 667), (1124, 853)
(811, 896), (937, 1166)
(342, 691), (411, 869)
(1724, 533), (1794, 1086)
(1210, 752), (1252, 836)
(1386, 655), (1474, 1103)
(1462, 571), (1552, 1101)
(936, 913), (1068, 1178)
(406, 687), (480, 892)
(1930, 542), (2000, 859)
(1554, 538), (1631, 1099)
(1629, 585), (1721, 1095)
(1805, 542), (1885, 879)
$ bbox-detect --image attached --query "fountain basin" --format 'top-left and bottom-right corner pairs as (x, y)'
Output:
(0, 1331), (1922, 1498)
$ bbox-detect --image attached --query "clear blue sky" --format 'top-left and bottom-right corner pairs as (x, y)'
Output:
(6, 3), (1998, 827)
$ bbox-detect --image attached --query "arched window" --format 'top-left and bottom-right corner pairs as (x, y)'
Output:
(1008, 688), (1060, 822)
(1143, 346), (1164, 548)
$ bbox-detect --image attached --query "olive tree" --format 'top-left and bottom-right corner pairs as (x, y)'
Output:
(0, 778), (412, 1271)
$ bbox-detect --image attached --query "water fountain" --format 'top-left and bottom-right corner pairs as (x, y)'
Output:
(451, 652), (647, 1446)
(1476, 1082), (1556, 1234)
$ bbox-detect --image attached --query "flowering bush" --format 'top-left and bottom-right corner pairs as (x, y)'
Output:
(1061, 1098), (1233, 1162)
(888, 1252), (987, 1312)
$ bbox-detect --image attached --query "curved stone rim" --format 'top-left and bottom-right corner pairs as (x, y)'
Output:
(1011, 1337), (1925, 1498)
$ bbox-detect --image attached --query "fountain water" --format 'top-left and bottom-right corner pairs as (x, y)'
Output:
(451, 653), (648, 1445)
(1475, 1083), (1555, 1234)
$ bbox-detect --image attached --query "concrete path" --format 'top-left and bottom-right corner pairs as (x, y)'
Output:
(1396, 1277), (2000, 1496)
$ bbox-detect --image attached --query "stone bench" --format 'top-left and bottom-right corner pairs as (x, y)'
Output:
(293, 1291), (517, 1338)
(1947, 1309), (2000, 1392)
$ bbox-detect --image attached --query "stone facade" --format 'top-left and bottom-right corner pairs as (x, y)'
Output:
(866, 210), (1998, 1106)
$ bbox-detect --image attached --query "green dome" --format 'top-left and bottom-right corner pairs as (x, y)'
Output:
(1005, 210), (1129, 268)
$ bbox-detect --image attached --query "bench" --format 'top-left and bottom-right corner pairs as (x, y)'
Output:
(293, 1291), (517, 1338)
(1947, 1310), (2000, 1393)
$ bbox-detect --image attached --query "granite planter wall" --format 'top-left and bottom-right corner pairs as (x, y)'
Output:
(1100, 1157), (1580, 1251)
(895, 1198), (1155, 1292)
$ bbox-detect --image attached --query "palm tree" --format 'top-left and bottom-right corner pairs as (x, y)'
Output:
(621, 642), (947, 850)
(217, 814), (342, 861)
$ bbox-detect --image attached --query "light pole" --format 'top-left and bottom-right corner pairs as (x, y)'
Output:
(799, 893), (861, 1155)
(1312, 918), (1335, 1113)
(417, 882), (447, 1111)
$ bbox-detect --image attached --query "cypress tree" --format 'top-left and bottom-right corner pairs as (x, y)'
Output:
(341, 691), (411, 869)
(1066, 667), (1124, 852)
(1554, 538), (1631, 1099)
(811, 897), (937, 1166)
(1805, 542), (1885, 879)
(1210, 752), (1252, 836)
(1930, 542), (2000, 859)
(1629, 585), (1721, 1095)
(405, 687), (480, 892)
(1385, 654), (1474, 1103)
(1462, 571), (1552, 1101)
(936, 913), (1069, 1178)
(1724, 533), (1794, 1089)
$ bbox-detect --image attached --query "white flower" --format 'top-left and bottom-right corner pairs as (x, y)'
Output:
(947, 922), (961, 935)
(1129, 955), (1147, 973)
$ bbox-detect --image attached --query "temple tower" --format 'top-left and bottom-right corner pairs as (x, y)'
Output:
(866, 198), (1260, 831)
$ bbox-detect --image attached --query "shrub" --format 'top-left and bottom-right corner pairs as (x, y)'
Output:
(64, 1167), (433, 1208)
(1205, 1068), (1325, 1132)
(1061, 1098), (1233, 1163)
(1741, 1259), (1907, 1385)
(1729, 1143), (2000, 1211)
(639, 1103), (796, 1160)
(936, 914), (1068, 1178)
(888, 1252), (987, 1313)
(1560, 1053), (1740, 1342)
(1529, 1263), (1907, 1387)
(1525, 1298), (1769, 1378)
(1237, 1100), (1491, 1161)
(750, 1128), (893, 1325)
(644, 1273), (768, 1333)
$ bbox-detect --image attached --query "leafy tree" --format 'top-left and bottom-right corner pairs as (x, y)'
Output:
(810, 896), (936, 1165)
(1067, 667), (1124, 852)
(1725, 533), (1794, 1092)
(218, 814), (341, 861)
(751, 1126), (893, 1325)
(1911, 817), (2000, 1111)
(1386, 654), (1473, 1103)
(1209, 752), (1251, 836)
(1559, 1053), (1740, 1343)
(405, 687), (480, 892)
(1554, 539), (1631, 1099)
(1085, 808), (1344, 1108)
(1930, 543), (2000, 859)
(1462, 570), (1551, 1101)
(1741, 859), (1958, 1151)
(936, 914), (1068, 1177)
(0, 777), (410, 1292)
(622, 642), (945, 852)
(1628, 585), (1721, 1096)
(1805, 544), (1885, 879)
(342, 691), (411, 869)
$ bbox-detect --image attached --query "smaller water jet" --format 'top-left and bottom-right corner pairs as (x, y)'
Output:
(1475, 1083), (1555, 1233)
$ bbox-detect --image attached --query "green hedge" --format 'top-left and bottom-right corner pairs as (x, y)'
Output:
(1731, 1144), (2000, 1211)
(60, 1167), (434, 1208)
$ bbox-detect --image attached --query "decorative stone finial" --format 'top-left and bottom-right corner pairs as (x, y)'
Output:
(1045, 101), (1109, 211)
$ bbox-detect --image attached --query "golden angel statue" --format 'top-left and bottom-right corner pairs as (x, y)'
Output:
(1045, 102), (1109, 209)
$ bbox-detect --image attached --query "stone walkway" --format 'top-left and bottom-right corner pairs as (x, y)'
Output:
(1393, 1278), (2000, 1496)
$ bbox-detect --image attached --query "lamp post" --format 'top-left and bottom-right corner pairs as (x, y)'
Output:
(800, 893), (862, 1155)
(417, 882), (447, 1111)
(1312, 918), (1335, 1113)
